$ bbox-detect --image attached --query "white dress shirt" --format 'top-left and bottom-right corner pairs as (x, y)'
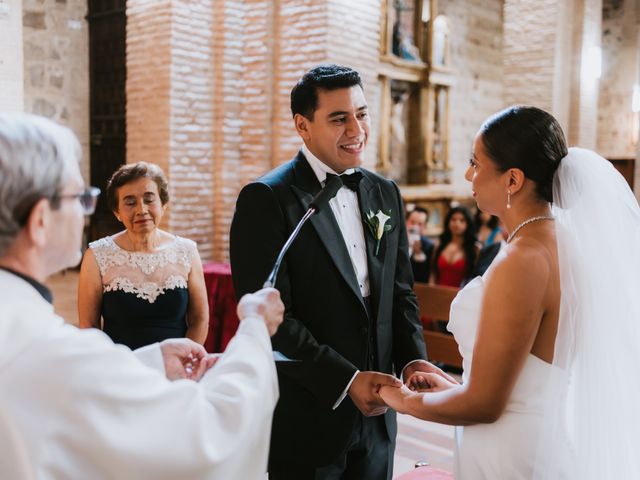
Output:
(302, 145), (369, 408)
(303, 145), (370, 298)
(302, 147), (425, 407)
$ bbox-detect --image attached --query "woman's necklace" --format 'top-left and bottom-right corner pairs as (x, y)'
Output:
(506, 215), (554, 244)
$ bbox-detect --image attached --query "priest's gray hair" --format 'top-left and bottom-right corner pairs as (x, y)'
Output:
(0, 113), (81, 256)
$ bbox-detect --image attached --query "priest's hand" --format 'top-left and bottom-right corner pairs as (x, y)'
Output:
(348, 371), (402, 416)
(237, 287), (284, 336)
(160, 338), (217, 381)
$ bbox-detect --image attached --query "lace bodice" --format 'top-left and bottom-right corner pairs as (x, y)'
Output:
(90, 235), (197, 304)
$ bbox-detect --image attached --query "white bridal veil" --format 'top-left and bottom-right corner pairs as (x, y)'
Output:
(534, 148), (640, 479)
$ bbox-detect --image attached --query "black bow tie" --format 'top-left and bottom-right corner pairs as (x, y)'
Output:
(325, 171), (363, 192)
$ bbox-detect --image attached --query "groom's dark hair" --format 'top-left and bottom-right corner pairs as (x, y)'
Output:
(291, 64), (363, 120)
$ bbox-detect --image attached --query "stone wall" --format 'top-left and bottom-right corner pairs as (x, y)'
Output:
(22, 0), (89, 181)
(0, 0), (24, 111)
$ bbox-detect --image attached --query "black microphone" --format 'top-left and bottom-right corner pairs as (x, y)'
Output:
(263, 175), (343, 288)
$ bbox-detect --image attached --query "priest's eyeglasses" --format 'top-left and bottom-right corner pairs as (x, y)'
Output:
(53, 186), (101, 215)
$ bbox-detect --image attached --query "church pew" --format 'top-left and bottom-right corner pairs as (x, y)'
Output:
(413, 283), (462, 369)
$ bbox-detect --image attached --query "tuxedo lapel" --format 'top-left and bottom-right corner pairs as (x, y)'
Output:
(358, 175), (388, 319)
(291, 153), (366, 310)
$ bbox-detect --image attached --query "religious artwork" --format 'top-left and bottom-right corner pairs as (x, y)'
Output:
(389, 0), (422, 62)
(431, 15), (450, 67)
(388, 80), (412, 183)
(428, 85), (450, 183)
(377, 0), (453, 186)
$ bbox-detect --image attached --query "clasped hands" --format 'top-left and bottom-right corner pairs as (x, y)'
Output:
(159, 287), (285, 381)
(348, 360), (459, 416)
(160, 338), (219, 381)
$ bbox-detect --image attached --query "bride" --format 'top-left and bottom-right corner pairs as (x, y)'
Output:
(381, 105), (640, 479)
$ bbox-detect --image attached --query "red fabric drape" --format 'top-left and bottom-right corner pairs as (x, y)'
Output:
(203, 263), (239, 353)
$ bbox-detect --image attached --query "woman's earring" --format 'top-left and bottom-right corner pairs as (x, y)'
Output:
(507, 190), (512, 209)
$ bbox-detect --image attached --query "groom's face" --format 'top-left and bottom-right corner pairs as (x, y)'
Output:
(295, 85), (370, 174)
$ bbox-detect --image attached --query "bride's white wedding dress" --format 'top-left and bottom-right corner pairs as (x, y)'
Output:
(447, 273), (560, 479)
(440, 148), (640, 479)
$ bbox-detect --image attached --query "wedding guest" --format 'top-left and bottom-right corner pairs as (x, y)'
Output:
(474, 210), (504, 246)
(78, 162), (209, 349)
(430, 205), (477, 288)
(380, 105), (640, 478)
(0, 112), (283, 479)
(406, 206), (435, 283)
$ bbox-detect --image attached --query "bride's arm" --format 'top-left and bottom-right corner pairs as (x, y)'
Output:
(382, 243), (551, 425)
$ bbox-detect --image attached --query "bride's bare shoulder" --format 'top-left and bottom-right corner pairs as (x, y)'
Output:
(484, 240), (553, 289)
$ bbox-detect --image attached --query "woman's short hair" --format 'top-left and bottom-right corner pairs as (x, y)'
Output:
(480, 105), (567, 203)
(0, 113), (80, 256)
(106, 162), (169, 211)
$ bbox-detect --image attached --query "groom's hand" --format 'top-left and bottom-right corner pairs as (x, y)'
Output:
(348, 371), (402, 417)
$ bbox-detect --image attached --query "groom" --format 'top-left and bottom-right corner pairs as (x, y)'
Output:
(230, 64), (440, 479)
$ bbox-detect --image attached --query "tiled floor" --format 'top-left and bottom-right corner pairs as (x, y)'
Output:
(46, 270), (455, 478)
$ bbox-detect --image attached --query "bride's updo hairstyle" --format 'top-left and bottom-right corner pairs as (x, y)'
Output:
(479, 105), (567, 203)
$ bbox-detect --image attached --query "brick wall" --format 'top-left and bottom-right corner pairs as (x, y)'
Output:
(503, 0), (603, 149)
(503, 0), (564, 114)
(126, 0), (172, 223)
(127, 0), (512, 261)
(216, 0), (334, 260)
(272, 0), (328, 168)
(169, 1), (215, 259)
(597, 0), (638, 158)
(442, 0), (504, 196)
(125, 0), (631, 262)
(22, 0), (89, 181)
(327, 0), (380, 169)
(0, 0), (23, 111)
(127, 0), (216, 257)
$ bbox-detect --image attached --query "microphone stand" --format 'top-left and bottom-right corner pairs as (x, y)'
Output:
(263, 175), (343, 288)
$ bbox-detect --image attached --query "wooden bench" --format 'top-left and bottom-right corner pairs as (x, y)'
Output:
(413, 283), (462, 369)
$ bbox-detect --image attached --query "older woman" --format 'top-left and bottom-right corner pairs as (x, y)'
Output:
(78, 162), (209, 349)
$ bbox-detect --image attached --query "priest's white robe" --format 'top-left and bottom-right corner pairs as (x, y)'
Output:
(0, 270), (278, 479)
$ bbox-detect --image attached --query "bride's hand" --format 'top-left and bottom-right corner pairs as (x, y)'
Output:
(406, 371), (459, 392)
(379, 384), (414, 413)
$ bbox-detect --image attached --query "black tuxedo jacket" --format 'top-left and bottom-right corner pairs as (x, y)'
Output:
(230, 151), (427, 469)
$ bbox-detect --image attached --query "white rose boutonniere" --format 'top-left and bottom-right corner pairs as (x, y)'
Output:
(366, 209), (392, 256)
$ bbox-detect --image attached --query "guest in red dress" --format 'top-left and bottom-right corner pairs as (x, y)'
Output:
(430, 206), (478, 288)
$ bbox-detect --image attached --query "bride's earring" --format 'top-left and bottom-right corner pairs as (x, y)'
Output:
(507, 190), (512, 209)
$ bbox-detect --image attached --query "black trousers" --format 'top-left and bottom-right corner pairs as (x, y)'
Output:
(268, 414), (394, 480)
(270, 297), (393, 479)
